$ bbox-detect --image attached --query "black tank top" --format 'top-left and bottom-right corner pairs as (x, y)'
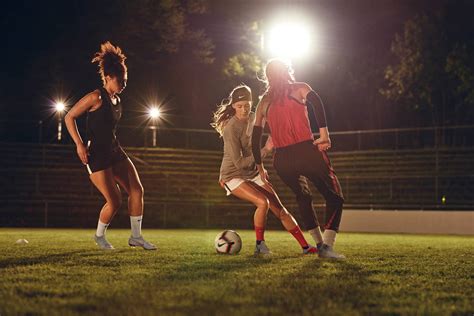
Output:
(86, 88), (122, 150)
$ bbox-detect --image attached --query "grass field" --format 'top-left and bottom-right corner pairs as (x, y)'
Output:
(0, 229), (472, 316)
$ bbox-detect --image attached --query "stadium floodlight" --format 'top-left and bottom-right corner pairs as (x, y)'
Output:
(148, 106), (161, 147)
(149, 107), (161, 120)
(55, 102), (65, 113)
(54, 101), (66, 142)
(267, 21), (313, 60)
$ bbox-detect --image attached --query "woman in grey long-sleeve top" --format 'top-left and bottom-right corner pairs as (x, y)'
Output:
(211, 85), (318, 256)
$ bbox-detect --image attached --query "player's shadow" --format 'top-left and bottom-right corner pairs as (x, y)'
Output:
(165, 255), (274, 282)
(258, 258), (386, 312)
(0, 250), (121, 269)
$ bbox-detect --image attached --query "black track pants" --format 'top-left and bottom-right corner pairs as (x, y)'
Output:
(273, 140), (344, 232)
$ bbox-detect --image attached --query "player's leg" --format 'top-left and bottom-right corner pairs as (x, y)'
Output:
(304, 148), (345, 259)
(230, 182), (271, 255)
(112, 158), (156, 250)
(247, 181), (317, 254)
(274, 169), (324, 247)
(273, 148), (324, 247)
(89, 168), (122, 249)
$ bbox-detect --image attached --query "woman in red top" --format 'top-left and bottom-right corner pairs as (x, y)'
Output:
(252, 59), (345, 259)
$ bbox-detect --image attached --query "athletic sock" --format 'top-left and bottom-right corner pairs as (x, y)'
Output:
(323, 229), (337, 247)
(130, 215), (143, 238)
(308, 226), (324, 245)
(96, 220), (109, 237)
(255, 226), (265, 243)
(288, 226), (309, 248)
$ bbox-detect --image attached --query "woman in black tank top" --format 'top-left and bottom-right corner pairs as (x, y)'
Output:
(65, 41), (156, 250)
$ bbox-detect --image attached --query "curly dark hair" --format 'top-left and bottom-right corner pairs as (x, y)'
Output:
(91, 41), (127, 85)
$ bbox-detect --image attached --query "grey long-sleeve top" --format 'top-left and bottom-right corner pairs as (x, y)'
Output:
(219, 115), (269, 183)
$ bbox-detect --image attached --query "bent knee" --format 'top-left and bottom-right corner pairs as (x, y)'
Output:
(327, 194), (344, 207)
(108, 198), (122, 211)
(255, 197), (269, 210)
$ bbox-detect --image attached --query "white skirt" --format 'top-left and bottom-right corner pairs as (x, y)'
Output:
(223, 174), (265, 196)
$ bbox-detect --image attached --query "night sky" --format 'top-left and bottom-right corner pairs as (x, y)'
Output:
(1, 0), (472, 144)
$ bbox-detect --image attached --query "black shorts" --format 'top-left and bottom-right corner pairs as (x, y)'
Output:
(85, 143), (128, 174)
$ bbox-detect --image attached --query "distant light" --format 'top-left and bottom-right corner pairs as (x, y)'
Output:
(268, 22), (312, 59)
(441, 196), (446, 204)
(149, 107), (161, 119)
(55, 102), (65, 113)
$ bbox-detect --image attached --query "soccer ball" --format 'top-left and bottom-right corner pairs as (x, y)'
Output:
(215, 230), (242, 255)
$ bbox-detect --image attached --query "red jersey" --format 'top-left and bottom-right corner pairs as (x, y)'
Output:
(266, 96), (314, 148)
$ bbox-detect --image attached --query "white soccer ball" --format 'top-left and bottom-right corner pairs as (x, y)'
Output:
(15, 239), (29, 245)
(215, 230), (242, 255)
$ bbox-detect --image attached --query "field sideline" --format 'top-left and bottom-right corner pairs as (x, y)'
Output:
(0, 229), (472, 315)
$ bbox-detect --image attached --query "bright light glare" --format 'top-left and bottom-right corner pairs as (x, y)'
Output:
(268, 22), (312, 59)
(55, 102), (65, 112)
(149, 107), (161, 119)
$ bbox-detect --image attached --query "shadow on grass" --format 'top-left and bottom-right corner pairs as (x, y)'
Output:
(0, 249), (126, 269)
(85, 252), (285, 315)
(256, 258), (386, 314)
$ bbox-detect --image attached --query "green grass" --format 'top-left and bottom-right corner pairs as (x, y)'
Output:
(0, 229), (472, 316)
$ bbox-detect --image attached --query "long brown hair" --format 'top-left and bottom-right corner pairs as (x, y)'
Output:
(211, 85), (251, 136)
(260, 58), (295, 103)
(91, 41), (127, 85)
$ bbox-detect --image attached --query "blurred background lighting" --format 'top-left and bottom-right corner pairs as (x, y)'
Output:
(149, 107), (161, 119)
(268, 22), (313, 59)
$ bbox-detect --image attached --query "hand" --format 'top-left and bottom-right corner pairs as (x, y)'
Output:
(313, 137), (331, 152)
(218, 180), (225, 189)
(264, 136), (274, 152)
(257, 164), (270, 185)
(76, 143), (89, 164)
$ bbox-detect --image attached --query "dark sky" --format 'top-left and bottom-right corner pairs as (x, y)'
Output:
(1, 0), (468, 143)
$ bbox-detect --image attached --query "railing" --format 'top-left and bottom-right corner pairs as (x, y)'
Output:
(1, 142), (473, 228)
(1, 119), (473, 151)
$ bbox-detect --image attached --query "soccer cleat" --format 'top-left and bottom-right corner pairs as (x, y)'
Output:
(254, 241), (271, 256)
(94, 235), (114, 250)
(303, 245), (318, 255)
(318, 244), (345, 259)
(128, 236), (157, 250)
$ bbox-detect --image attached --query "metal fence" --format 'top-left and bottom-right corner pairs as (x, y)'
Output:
(1, 119), (473, 151)
(1, 121), (473, 228)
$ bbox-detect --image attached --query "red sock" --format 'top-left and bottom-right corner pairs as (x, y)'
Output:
(289, 226), (309, 248)
(255, 226), (265, 242)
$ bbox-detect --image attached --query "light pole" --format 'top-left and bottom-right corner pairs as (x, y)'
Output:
(55, 102), (65, 142)
(148, 107), (161, 147)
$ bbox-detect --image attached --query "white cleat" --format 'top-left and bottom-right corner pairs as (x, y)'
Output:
(318, 244), (345, 259)
(128, 236), (157, 250)
(254, 241), (272, 256)
(94, 235), (115, 250)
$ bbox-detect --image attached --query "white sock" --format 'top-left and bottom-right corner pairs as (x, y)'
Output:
(130, 215), (143, 238)
(96, 220), (109, 237)
(323, 229), (337, 247)
(308, 227), (324, 245)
